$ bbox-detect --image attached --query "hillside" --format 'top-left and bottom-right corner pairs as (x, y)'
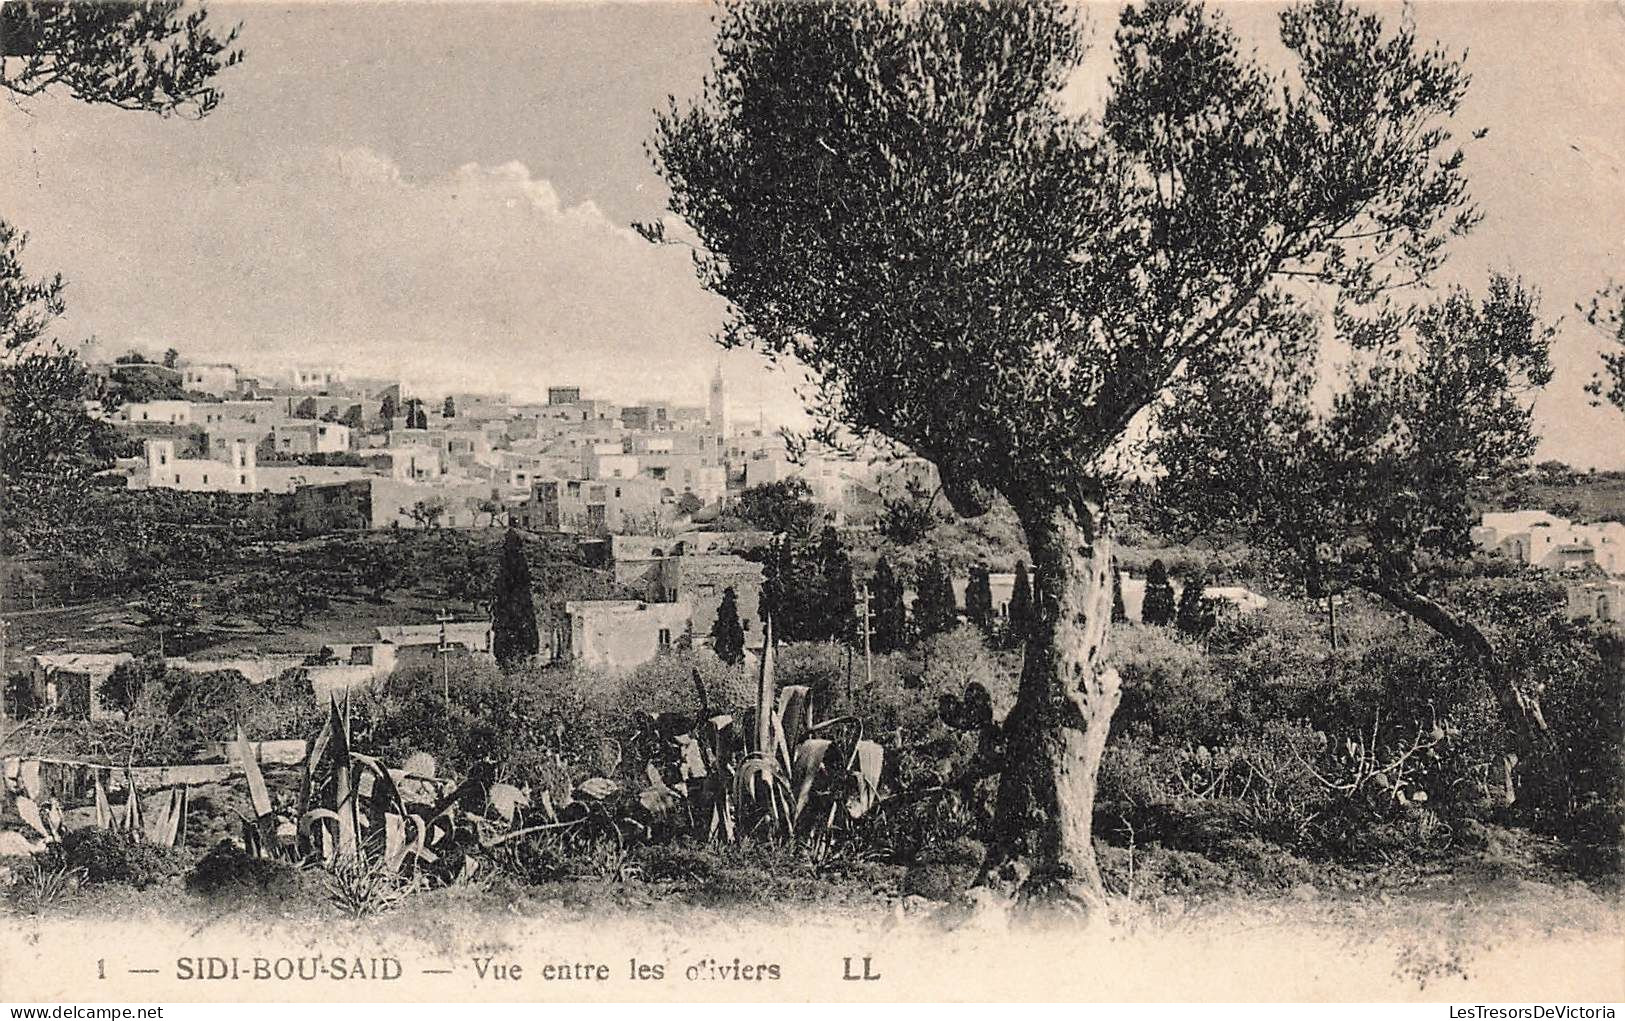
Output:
(1, 523), (624, 673)
(1478, 468), (1625, 523)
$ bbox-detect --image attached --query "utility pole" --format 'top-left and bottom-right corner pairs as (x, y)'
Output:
(859, 582), (873, 695)
(435, 608), (454, 709)
(844, 637), (853, 707)
(0, 616), (8, 725)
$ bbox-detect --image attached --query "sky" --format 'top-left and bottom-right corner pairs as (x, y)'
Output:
(3, 0), (1622, 465)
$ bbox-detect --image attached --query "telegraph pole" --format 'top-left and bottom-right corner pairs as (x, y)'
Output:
(0, 616), (8, 725)
(859, 582), (873, 694)
(435, 608), (454, 709)
(844, 636), (853, 706)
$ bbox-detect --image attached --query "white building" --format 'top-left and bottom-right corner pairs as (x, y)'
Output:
(372, 445), (447, 481)
(585, 451), (640, 481)
(144, 437), (257, 492)
(1566, 578), (1624, 629)
(373, 620), (494, 657)
(255, 463), (375, 494)
(196, 400), (285, 427)
(180, 362), (240, 397)
(290, 366), (345, 390)
(743, 453), (870, 519)
(267, 420), (352, 456)
(560, 600), (692, 672)
(118, 400), (195, 425)
(1474, 511), (1625, 575)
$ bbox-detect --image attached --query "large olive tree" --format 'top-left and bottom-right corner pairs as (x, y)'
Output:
(646, 0), (1478, 904)
(1151, 276), (1574, 821)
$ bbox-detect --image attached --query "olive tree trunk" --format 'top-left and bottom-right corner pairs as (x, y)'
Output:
(1362, 580), (1572, 821)
(981, 495), (1121, 906)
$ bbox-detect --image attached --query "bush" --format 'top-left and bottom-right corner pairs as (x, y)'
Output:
(8, 854), (84, 914)
(1098, 590), (1586, 863)
(1109, 623), (1225, 744)
(325, 852), (410, 918)
(61, 828), (192, 889)
(186, 840), (302, 899)
(613, 651), (746, 717)
(900, 835), (984, 900)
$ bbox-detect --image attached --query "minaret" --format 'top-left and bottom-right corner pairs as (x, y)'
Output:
(708, 360), (726, 435)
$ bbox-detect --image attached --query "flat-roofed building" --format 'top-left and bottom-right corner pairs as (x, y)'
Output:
(560, 600), (692, 672)
(268, 420), (352, 456)
(180, 362), (240, 397)
(118, 400), (195, 425)
(144, 437), (257, 492)
(512, 476), (665, 534)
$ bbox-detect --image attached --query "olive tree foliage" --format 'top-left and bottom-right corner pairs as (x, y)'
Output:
(0, 225), (125, 547)
(1, 0), (242, 116)
(1150, 276), (1571, 819)
(0, 220), (65, 355)
(645, 0), (1479, 903)
(1581, 282), (1625, 414)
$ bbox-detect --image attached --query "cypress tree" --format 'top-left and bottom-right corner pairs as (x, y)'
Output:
(1111, 566), (1128, 624)
(913, 555), (958, 638)
(758, 535), (797, 639)
(937, 559), (961, 632)
(1176, 571), (1216, 637)
(711, 586), (746, 664)
(1142, 558), (1176, 627)
(815, 525), (856, 641)
(966, 564), (995, 633)
(870, 557), (907, 652)
(491, 529), (540, 666)
(757, 540), (778, 636)
(1005, 560), (1033, 646)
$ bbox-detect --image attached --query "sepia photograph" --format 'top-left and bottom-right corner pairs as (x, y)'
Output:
(0, 0), (1621, 1006)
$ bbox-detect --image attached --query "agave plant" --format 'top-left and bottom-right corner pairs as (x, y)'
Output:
(237, 693), (637, 891)
(242, 695), (473, 877)
(12, 854), (84, 914)
(734, 682), (884, 846)
(324, 845), (413, 918)
(9, 757), (187, 851)
(637, 617), (886, 850)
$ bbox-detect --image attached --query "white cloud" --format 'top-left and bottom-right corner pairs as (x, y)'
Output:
(7, 139), (802, 416)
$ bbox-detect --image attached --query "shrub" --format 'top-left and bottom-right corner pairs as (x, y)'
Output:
(1141, 559), (1176, 626)
(366, 659), (602, 793)
(145, 666), (322, 755)
(61, 828), (191, 889)
(900, 835), (984, 900)
(325, 852), (411, 918)
(1109, 621), (1238, 747)
(186, 840), (302, 899)
(8, 854), (83, 914)
(916, 629), (1017, 722)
